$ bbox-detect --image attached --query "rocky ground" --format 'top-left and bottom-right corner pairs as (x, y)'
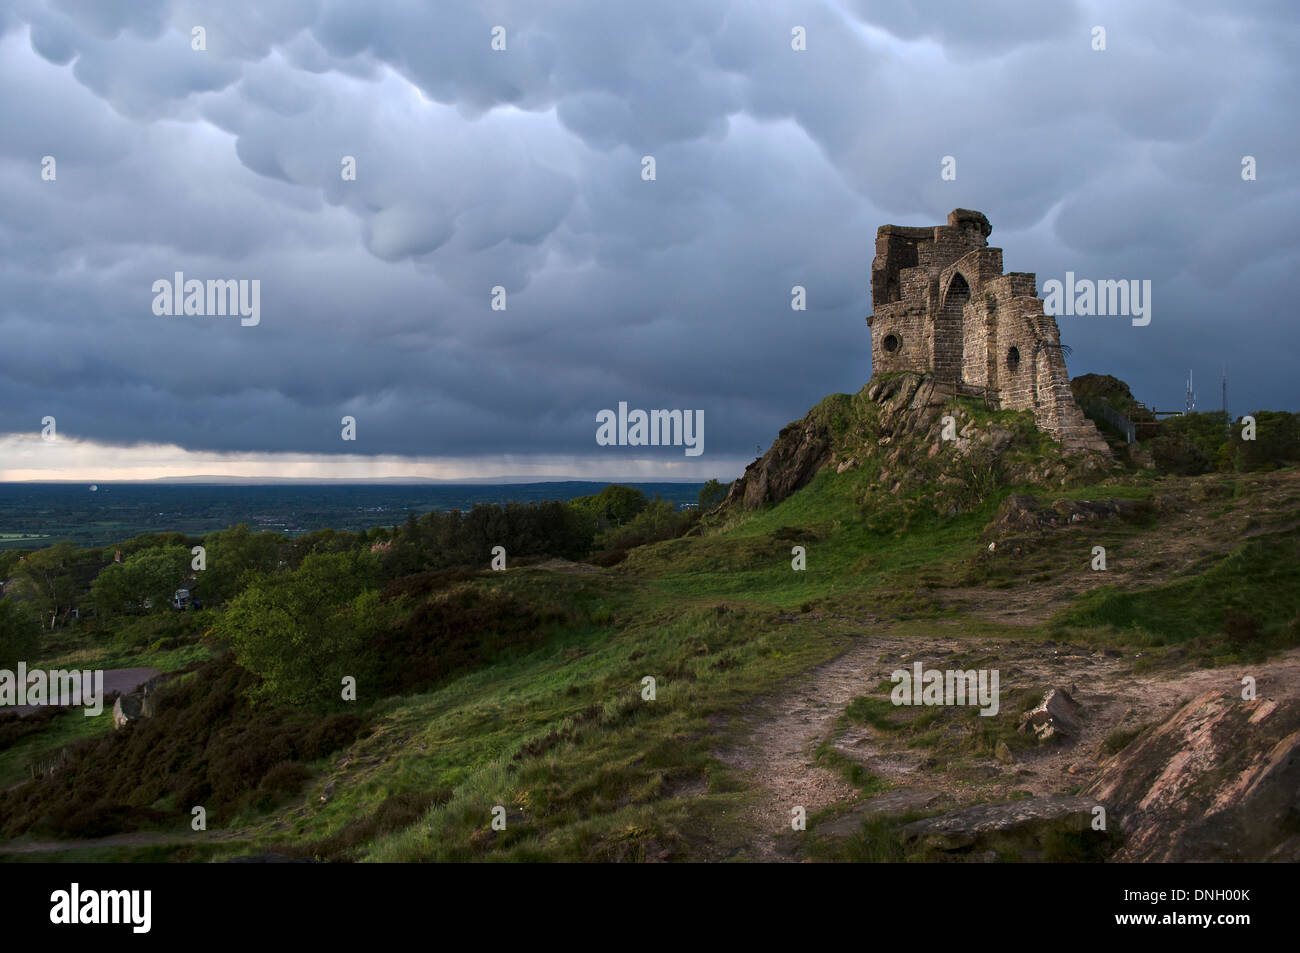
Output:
(716, 468), (1300, 862)
(718, 629), (1300, 861)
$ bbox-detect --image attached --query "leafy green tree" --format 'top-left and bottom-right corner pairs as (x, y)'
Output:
(0, 550), (30, 582)
(117, 532), (193, 559)
(200, 524), (282, 603)
(594, 497), (696, 552)
(698, 478), (729, 510)
(218, 551), (388, 708)
(91, 545), (191, 616)
(8, 542), (78, 629)
(569, 485), (647, 530)
(0, 598), (40, 668)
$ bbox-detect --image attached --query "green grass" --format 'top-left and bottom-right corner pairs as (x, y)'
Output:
(806, 811), (926, 862)
(1101, 724), (1150, 757)
(189, 600), (855, 862)
(1060, 529), (1300, 655)
(3, 387), (1295, 862)
(0, 634), (209, 792)
(0, 707), (116, 789)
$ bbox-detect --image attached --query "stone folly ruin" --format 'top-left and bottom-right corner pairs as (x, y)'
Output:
(868, 209), (1109, 454)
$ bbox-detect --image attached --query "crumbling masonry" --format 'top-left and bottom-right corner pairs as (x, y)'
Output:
(868, 209), (1109, 454)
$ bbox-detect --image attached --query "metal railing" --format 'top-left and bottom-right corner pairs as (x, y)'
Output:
(1082, 397), (1136, 443)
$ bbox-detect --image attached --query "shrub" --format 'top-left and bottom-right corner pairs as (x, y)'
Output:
(0, 656), (367, 839)
(0, 598), (40, 668)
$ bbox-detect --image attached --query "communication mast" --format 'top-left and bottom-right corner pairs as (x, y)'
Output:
(1221, 367), (1230, 432)
(1185, 369), (1196, 415)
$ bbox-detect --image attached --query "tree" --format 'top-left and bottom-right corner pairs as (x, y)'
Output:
(8, 542), (78, 629)
(200, 524), (282, 604)
(569, 485), (647, 531)
(218, 550), (388, 709)
(91, 545), (191, 616)
(0, 598), (40, 668)
(698, 478), (729, 510)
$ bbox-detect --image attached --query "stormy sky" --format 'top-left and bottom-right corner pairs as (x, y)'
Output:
(1, 0), (1296, 482)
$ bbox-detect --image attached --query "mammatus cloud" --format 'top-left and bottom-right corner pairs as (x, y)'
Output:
(0, 0), (1295, 480)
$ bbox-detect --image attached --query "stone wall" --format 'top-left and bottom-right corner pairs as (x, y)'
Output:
(867, 209), (1109, 455)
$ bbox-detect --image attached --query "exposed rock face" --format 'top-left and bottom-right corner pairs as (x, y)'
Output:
(817, 789), (948, 838)
(722, 371), (1111, 512)
(1019, 687), (1083, 742)
(1084, 689), (1300, 862)
(867, 372), (946, 436)
(986, 493), (1153, 538)
(722, 404), (842, 510)
(901, 796), (1098, 856)
(723, 373), (959, 510)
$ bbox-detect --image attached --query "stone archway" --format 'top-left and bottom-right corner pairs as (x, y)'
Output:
(935, 272), (969, 380)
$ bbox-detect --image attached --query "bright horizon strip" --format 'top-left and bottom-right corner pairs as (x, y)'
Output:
(0, 433), (744, 482)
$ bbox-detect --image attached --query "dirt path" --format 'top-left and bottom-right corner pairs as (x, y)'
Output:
(716, 628), (1300, 861)
(713, 633), (964, 860)
(0, 828), (248, 855)
(5, 666), (160, 717)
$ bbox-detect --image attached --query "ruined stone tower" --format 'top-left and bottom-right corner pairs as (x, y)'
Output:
(868, 208), (1109, 454)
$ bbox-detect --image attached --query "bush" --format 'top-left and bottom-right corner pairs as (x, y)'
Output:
(0, 656), (367, 839)
(1149, 432), (1211, 475)
(370, 586), (561, 696)
(253, 762), (311, 809)
(0, 598), (40, 668)
(1229, 411), (1300, 471)
(593, 499), (698, 556)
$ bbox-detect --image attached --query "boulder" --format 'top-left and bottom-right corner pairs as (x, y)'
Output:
(111, 691), (155, 729)
(901, 796), (1098, 855)
(1018, 687), (1083, 742)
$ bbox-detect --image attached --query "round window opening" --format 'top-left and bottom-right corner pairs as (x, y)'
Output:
(1006, 346), (1021, 371)
(883, 334), (900, 353)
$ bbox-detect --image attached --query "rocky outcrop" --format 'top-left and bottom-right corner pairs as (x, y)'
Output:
(986, 493), (1154, 538)
(722, 372), (1112, 512)
(722, 399), (846, 510)
(1084, 689), (1300, 862)
(900, 796), (1100, 857)
(867, 372), (947, 436)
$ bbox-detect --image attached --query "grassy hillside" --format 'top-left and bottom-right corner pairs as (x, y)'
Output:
(2, 377), (1298, 862)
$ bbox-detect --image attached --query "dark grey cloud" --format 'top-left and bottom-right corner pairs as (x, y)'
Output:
(0, 0), (1296, 478)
